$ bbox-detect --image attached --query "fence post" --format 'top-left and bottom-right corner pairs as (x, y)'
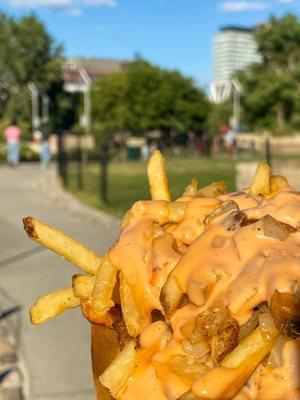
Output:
(76, 134), (83, 190)
(57, 131), (68, 187)
(265, 137), (271, 166)
(99, 143), (108, 204)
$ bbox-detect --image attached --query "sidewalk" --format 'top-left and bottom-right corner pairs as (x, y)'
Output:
(0, 164), (119, 399)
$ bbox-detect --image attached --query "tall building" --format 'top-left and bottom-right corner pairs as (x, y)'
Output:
(63, 57), (126, 93)
(211, 26), (261, 103)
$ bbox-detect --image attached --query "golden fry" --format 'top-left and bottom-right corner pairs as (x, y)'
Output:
(190, 328), (277, 400)
(160, 275), (184, 316)
(182, 178), (198, 197)
(196, 181), (227, 198)
(249, 162), (271, 196)
(119, 273), (150, 337)
(30, 288), (80, 325)
(72, 274), (94, 300)
(90, 257), (117, 317)
(23, 217), (102, 274)
(222, 327), (277, 368)
(271, 175), (289, 191)
(147, 150), (171, 201)
(81, 299), (116, 327)
(99, 339), (137, 398)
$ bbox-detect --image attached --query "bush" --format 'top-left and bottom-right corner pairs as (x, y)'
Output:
(0, 142), (40, 163)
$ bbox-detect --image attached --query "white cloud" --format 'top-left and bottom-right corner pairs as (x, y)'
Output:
(63, 6), (82, 15)
(8, 0), (72, 7)
(84, 0), (116, 6)
(6, 0), (117, 15)
(220, 1), (268, 11)
(278, 0), (294, 3)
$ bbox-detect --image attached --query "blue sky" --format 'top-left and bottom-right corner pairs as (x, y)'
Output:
(1, 0), (299, 88)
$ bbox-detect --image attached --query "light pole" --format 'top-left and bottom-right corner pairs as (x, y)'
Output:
(79, 68), (92, 162)
(28, 82), (40, 133)
(42, 94), (50, 123)
(79, 68), (92, 136)
(231, 79), (243, 134)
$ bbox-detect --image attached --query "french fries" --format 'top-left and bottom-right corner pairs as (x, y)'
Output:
(184, 327), (277, 400)
(23, 217), (102, 274)
(270, 175), (289, 192)
(90, 257), (117, 317)
(183, 178), (198, 197)
(99, 340), (138, 398)
(147, 150), (171, 201)
(249, 162), (271, 196)
(119, 273), (150, 337)
(263, 174), (290, 199)
(196, 181), (227, 197)
(81, 300), (116, 326)
(25, 153), (298, 400)
(160, 275), (184, 316)
(72, 274), (94, 300)
(221, 327), (277, 368)
(30, 288), (80, 324)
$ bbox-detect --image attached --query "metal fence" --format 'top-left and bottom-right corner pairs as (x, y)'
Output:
(236, 160), (300, 191)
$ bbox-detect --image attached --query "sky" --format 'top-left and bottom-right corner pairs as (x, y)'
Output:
(1, 0), (300, 88)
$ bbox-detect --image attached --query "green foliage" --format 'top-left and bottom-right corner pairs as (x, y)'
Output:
(0, 12), (63, 138)
(238, 14), (300, 135)
(256, 14), (300, 70)
(91, 59), (209, 142)
(91, 71), (128, 145)
(206, 100), (232, 136)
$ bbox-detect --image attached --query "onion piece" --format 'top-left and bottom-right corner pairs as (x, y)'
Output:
(266, 336), (289, 369)
(259, 312), (278, 340)
(261, 214), (295, 241)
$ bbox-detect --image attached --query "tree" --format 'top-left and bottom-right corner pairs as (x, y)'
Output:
(206, 100), (232, 137)
(91, 59), (208, 138)
(238, 14), (300, 134)
(0, 13), (63, 138)
(123, 59), (209, 136)
(90, 59), (209, 202)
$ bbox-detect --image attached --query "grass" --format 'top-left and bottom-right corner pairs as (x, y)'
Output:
(67, 156), (236, 217)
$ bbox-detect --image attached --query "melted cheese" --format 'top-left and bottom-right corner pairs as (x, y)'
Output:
(107, 190), (300, 400)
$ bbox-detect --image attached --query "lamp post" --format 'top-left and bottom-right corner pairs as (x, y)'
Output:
(42, 94), (50, 123)
(79, 68), (92, 135)
(77, 68), (91, 186)
(231, 79), (243, 135)
(28, 82), (40, 133)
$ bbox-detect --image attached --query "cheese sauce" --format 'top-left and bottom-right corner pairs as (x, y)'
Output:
(107, 190), (300, 400)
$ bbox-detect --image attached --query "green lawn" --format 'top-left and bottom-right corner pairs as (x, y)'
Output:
(67, 157), (236, 217)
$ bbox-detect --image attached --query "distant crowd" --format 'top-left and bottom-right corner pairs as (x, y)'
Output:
(3, 120), (52, 167)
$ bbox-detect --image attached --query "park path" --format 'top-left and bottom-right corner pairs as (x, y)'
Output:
(0, 164), (119, 400)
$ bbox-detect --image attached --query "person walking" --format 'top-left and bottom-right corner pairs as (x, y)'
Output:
(33, 122), (52, 167)
(3, 118), (21, 167)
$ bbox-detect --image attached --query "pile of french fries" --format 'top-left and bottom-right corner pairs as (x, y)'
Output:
(24, 152), (299, 400)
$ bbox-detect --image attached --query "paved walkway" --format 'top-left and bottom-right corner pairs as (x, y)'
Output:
(0, 164), (119, 399)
